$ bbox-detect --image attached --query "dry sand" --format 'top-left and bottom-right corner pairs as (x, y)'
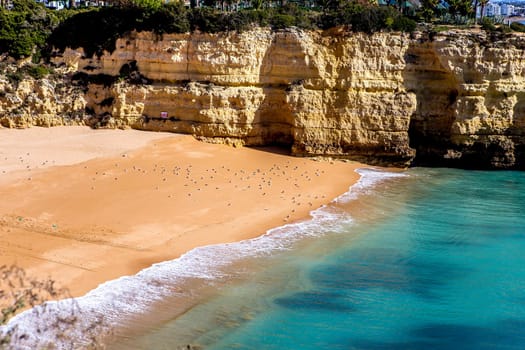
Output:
(0, 126), (363, 298)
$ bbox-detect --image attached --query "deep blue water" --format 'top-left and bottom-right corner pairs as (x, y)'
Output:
(112, 168), (525, 350)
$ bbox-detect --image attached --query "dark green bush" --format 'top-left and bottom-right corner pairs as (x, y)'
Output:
(189, 7), (228, 32)
(497, 25), (511, 34)
(228, 10), (270, 31)
(6, 71), (24, 85)
(510, 21), (525, 32)
(351, 6), (390, 33)
(48, 7), (142, 58)
(318, 1), (362, 28)
(318, 4), (415, 33)
(0, 0), (57, 59)
(25, 64), (51, 79)
(351, 6), (415, 33)
(189, 7), (302, 33)
(147, 2), (190, 34)
(2, 64), (50, 85)
(1, 0), (418, 62)
(271, 3), (317, 30)
(271, 14), (296, 29)
(392, 13), (417, 32)
(480, 17), (496, 32)
(48, 2), (189, 58)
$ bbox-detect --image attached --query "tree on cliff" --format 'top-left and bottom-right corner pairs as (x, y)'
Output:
(114, 0), (162, 9)
(251, 0), (265, 10)
(477, 0), (488, 23)
(446, 0), (472, 23)
(418, 0), (439, 21)
(0, 0), (57, 60)
(1, 0), (420, 62)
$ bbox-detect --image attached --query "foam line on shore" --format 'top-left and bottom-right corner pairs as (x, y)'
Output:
(0, 168), (404, 349)
(335, 168), (408, 203)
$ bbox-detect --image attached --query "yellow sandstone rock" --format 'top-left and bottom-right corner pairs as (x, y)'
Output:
(3, 28), (525, 168)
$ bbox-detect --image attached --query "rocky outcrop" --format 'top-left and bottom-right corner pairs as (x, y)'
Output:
(405, 31), (525, 169)
(59, 29), (418, 166)
(3, 28), (525, 169)
(0, 67), (87, 128)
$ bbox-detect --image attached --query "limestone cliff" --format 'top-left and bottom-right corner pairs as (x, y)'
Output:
(0, 66), (87, 128)
(405, 31), (525, 169)
(3, 28), (525, 169)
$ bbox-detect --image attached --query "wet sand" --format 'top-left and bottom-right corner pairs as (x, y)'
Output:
(0, 126), (363, 298)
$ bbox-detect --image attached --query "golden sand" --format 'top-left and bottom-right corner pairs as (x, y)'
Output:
(0, 126), (363, 297)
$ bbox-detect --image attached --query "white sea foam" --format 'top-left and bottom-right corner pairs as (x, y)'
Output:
(335, 168), (408, 203)
(0, 168), (405, 349)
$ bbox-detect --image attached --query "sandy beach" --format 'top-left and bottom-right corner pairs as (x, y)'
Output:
(0, 126), (363, 299)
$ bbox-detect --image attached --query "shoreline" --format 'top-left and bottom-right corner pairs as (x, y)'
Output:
(0, 126), (364, 300)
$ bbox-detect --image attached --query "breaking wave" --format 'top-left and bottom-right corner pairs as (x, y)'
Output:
(0, 168), (405, 349)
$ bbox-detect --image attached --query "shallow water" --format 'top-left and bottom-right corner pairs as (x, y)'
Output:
(4, 168), (523, 349)
(110, 168), (525, 349)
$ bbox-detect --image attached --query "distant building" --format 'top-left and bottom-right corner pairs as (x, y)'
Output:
(485, 2), (502, 17)
(46, 0), (65, 9)
(1, 0), (14, 9)
(501, 3), (515, 16)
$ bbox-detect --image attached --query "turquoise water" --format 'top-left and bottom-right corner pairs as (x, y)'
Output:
(112, 168), (525, 349)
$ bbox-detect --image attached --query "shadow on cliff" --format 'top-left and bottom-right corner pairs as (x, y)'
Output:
(404, 36), (525, 170)
(251, 34), (296, 150)
(402, 37), (459, 168)
(509, 96), (525, 169)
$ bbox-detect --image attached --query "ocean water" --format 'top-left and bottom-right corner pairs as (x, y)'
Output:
(3, 168), (524, 349)
(108, 168), (525, 350)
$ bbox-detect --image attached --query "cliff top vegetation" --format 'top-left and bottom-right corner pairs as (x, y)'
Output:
(0, 0), (518, 62)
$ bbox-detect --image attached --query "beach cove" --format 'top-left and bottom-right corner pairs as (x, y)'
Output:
(109, 168), (525, 350)
(0, 126), (365, 344)
(1, 128), (524, 350)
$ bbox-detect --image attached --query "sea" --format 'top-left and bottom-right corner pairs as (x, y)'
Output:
(3, 168), (525, 349)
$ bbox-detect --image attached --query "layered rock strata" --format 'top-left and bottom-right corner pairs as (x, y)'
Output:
(2, 28), (525, 169)
(0, 72), (87, 128)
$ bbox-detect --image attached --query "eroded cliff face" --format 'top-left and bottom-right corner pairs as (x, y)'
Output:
(405, 32), (525, 169)
(0, 70), (87, 128)
(57, 29), (418, 166)
(3, 28), (525, 168)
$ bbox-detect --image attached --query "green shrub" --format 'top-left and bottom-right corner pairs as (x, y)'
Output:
(480, 17), (496, 32)
(1, 0), (418, 62)
(129, 0), (163, 10)
(8, 33), (35, 59)
(48, 3), (189, 58)
(351, 6), (389, 33)
(350, 6), (416, 33)
(271, 14), (295, 29)
(510, 21), (525, 32)
(497, 24), (511, 34)
(510, 22), (525, 32)
(189, 7), (227, 32)
(6, 71), (24, 85)
(228, 10), (268, 31)
(318, 1), (362, 28)
(2, 64), (51, 85)
(392, 14), (417, 32)
(147, 2), (190, 34)
(25, 64), (51, 79)
(0, 0), (57, 60)
(48, 7), (137, 57)
(189, 7), (276, 32)
(318, 4), (415, 33)
(272, 3), (317, 29)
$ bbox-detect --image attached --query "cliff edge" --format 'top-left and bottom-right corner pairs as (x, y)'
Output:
(2, 28), (524, 169)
